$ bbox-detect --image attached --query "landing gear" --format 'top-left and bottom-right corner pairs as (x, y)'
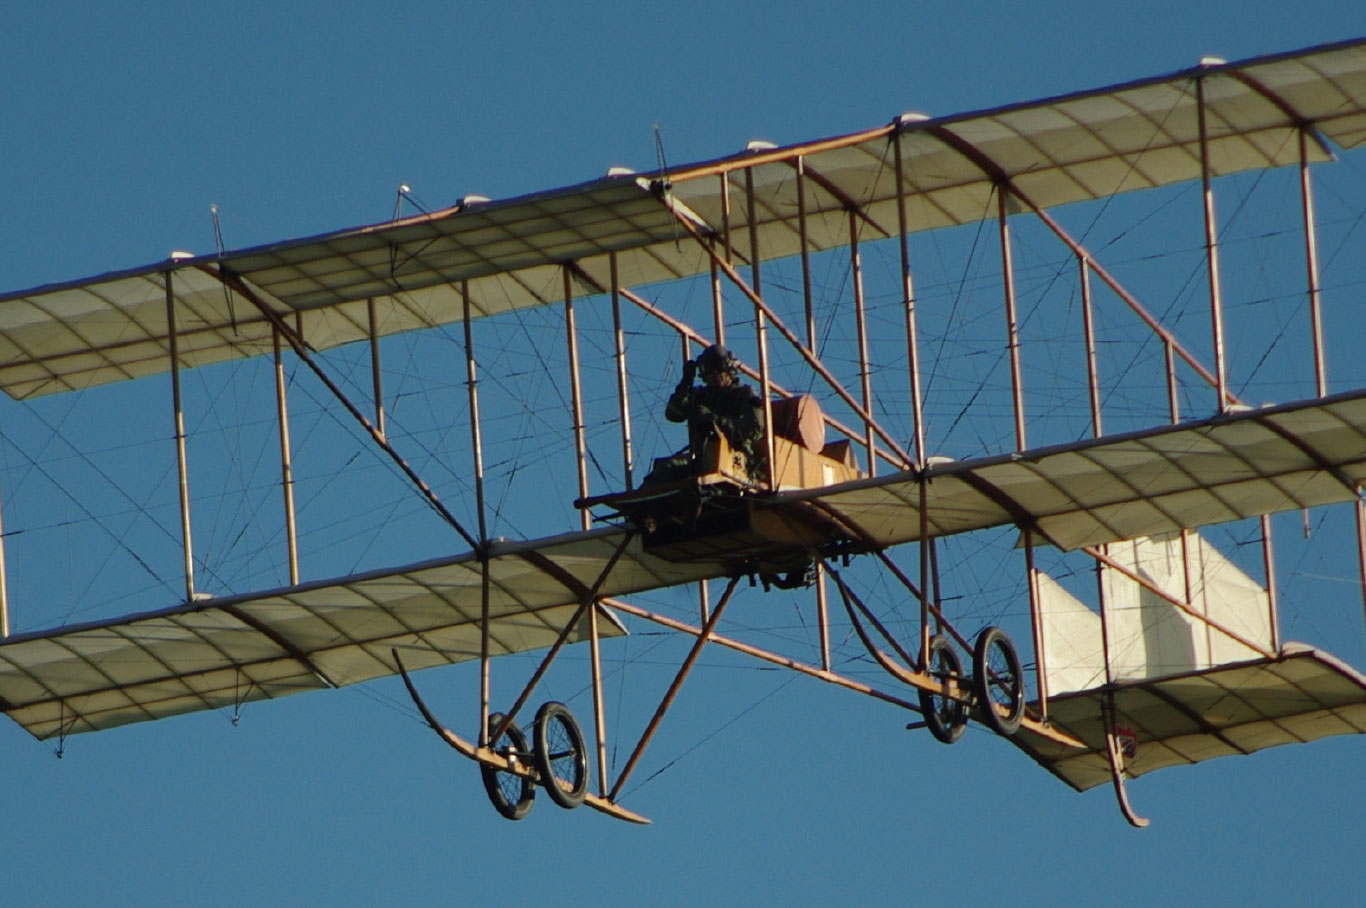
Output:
(481, 713), (535, 820)
(910, 627), (1025, 741)
(534, 701), (589, 809)
(973, 626), (1025, 737)
(919, 635), (968, 744)
(480, 703), (591, 818)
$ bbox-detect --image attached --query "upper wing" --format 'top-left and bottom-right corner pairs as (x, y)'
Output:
(0, 528), (725, 741)
(786, 389), (1366, 551)
(4, 39), (1366, 399)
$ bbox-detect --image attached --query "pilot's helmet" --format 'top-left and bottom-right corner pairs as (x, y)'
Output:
(697, 344), (736, 374)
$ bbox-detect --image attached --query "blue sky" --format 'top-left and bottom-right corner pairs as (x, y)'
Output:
(3, 3), (1366, 905)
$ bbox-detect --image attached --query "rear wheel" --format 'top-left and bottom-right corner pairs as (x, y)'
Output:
(918, 636), (967, 744)
(534, 701), (589, 809)
(480, 713), (535, 820)
(973, 626), (1025, 737)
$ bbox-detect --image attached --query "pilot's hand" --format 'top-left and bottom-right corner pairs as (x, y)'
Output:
(683, 359), (698, 380)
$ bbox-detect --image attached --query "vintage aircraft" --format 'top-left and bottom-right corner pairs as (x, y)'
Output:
(2, 38), (1366, 828)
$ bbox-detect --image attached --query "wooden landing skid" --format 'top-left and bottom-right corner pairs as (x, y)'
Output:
(394, 650), (651, 825)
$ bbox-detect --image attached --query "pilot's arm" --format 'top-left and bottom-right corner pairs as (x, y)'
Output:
(665, 358), (697, 423)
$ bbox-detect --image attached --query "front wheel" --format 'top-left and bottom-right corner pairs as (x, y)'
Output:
(534, 701), (589, 809)
(918, 635), (967, 744)
(973, 626), (1025, 737)
(481, 712), (535, 820)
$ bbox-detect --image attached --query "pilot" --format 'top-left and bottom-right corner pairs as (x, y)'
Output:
(647, 344), (767, 483)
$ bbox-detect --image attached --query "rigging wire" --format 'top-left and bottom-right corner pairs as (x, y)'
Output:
(211, 203), (237, 333)
(622, 672), (799, 798)
(0, 423), (169, 597)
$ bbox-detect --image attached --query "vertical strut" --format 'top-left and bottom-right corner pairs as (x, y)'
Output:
(999, 188), (1044, 713)
(367, 297), (386, 439)
(918, 475), (931, 669)
(719, 174), (732, 272)
(894, 131), (927, 466)
(588, 596), (609, 796)
(1165, 342), (1181, 422)
(462, 282), (488, 545)
(1196, 76), (1229, 413)
(710, 238), (726, 346)
(1300, 129), (1327, 398)
(565, 267), (590, 528)
(798, 153), (828, 664)
(1263, 514), (1280, 652)
(1097, 545), (1115, 688)
(746, 168), (776, 488)
(273, 327), (300, 586)
(610, 253), (635, 490)
(166, 272), (195, 601)
(797, 156), (816, 352)
(850, 211), (875, 476)
(745, 168), (760, 295)
(815, 568), (830, 671)
(1024, 529), (1048, 719)
(463, 282), (492, 744)
(894, 128), (938, 665)
(479, 565), (491, 747)
(755, 309), (775, 488)
(1080, 258), (1103, 437)
(998, 186), (1026, 451)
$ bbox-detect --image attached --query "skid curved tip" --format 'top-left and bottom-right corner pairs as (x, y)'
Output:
(1102, 704), (1150, 828)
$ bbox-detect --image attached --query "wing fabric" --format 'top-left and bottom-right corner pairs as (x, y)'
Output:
(1012, 532), (1366, 790)
(6, 391), (1363, 741)
(4, 40), (1366, 399)
(788, 390), (1366, 552)
(1010, 646), (1366, 791)
(0, 530), (724, 741)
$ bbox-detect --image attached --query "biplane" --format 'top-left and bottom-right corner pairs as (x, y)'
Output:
(3, 38), (1366, 828)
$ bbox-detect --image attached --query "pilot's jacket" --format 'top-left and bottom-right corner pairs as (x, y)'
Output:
(660, 372), (767, 481)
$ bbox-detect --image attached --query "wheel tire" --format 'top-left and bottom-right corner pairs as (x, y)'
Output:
(973, 626), (1025, 737)
(480, 713), (535, 820)
(534, 701), (590, 809)
(918, 635), (967, 744)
